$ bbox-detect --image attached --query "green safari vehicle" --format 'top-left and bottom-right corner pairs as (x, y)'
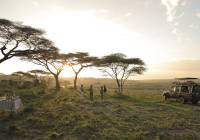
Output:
(163, 78), (200, 104)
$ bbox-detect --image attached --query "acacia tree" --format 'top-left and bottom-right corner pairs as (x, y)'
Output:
(0, 19), (44, 63)
(96, 53), (146, 94)
(64, 52), (97, 89)
(21, 38), (64, 91)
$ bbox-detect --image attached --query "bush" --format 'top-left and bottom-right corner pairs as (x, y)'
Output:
(37, 88), (46, 94)
(8, 125), (19, 133)
(23, 105), (34, 113)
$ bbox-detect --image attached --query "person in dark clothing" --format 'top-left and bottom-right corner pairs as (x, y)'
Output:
(103, 85), (107, 96)
(100, 86), (104, 101)
(89, 84), (94, 101)
(80, 84), (84, 97)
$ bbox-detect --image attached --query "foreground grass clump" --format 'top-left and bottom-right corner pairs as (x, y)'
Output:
(0, 86), (200, 140)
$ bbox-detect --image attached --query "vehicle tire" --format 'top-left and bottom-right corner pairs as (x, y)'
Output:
(178, 97), (185, 104)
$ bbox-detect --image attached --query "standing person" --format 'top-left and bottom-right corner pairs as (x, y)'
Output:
(89, 84), (94, 101)
(80, 84), (84, 96)
(100, 86), (104, 101)
(103, 85), (107, 96)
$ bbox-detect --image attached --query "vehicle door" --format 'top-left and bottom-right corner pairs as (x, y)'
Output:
(180, 86), (190, 99)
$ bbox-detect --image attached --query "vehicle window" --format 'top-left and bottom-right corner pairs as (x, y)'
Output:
(180, 86), (189, 93)
(192, 86), (200, 93)
(174, 87), (180, 93)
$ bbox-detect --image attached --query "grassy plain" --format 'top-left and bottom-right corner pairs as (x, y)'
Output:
(0, 78), (200, 140)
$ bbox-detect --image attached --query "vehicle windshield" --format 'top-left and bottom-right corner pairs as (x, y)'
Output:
(180, 86), (189, 93)
(192, 85), (200, 93)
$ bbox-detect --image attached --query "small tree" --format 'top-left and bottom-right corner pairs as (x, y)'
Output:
(65, 52), (97, 89)
(96, 53), (146, 94)
(21, 38), (64, 91)
(0, 19), (44, 63)
(28, 69), (50, 80)
(11, 71), (35, 81)
(28, 69), (51, 86)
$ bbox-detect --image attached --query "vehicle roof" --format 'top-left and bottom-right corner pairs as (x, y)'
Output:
(173, 77), (200, 85)
(175, 77), (199, 80)
(172, 82), (200, 86)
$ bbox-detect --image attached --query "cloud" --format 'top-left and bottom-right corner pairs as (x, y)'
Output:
(125, 12), (132, 17)
(32, 0), (40, 7)
(174, 22), (179, 26)
(141, 60), (200, 79)
(196, 12), (200, 18)
(97, 9), (110, 14)
(189, 24), (199, 29)
(181, 0), (187, 6)
(161, 0), (182, 22)
(172, 28), (178, 34)
(160, 60), (200, 72)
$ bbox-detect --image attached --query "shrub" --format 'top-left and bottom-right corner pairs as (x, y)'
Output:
(23, 105), (34, 113)
(8, 125), (19, 133)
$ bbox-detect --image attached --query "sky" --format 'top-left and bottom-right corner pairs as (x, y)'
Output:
(0, 0), (200, 79)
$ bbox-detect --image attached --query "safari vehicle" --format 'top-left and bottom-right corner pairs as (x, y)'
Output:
(163, 78), (200, 104)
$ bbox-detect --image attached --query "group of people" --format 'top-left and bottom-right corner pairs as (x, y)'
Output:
(80, 84), (107, 101)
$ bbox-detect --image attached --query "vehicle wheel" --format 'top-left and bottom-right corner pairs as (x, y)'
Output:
(178, 97), (185, 104)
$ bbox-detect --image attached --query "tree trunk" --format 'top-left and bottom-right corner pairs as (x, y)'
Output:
(74, 74), (78, 89)
(120, 84), (123, 94)
(120, 80), (123, 94)
(116, 79), (121, 94)
(54, 75), (60, 91)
